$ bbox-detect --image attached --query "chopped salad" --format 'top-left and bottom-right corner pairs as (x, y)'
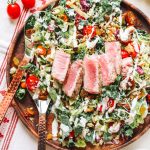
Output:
(10, 0), (150, 148)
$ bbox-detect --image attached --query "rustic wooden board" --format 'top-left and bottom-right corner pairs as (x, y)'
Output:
(6, 1), (150, 149)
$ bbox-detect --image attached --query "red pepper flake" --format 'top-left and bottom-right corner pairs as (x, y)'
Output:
(146, 94), (150, 103)
(69, 130), (74, 138)
(107, 98), (115, 108)
(98, 105), (103, 112)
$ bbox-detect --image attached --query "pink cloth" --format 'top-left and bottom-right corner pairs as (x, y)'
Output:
(0, 1), (48, 149)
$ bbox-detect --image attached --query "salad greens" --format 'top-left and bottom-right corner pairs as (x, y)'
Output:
(15, 88), (26, 100)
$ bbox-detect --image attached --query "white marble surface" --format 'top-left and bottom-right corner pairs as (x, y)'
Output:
(8, 0), (150, 150)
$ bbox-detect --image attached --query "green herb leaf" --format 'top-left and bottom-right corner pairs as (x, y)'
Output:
(67, 138), (75, 148)
(56, 105), (71, 126)
(120, 125), (134, 137)
(49, 88), (57, 102)
(125, 128), (133, 137)
(59, 0), (66, 6)
(75, 138), (86, 148)
(103, 132), (112, 142)
(21, 63), (39, 76)
(25, 15), (36, 30)
(85, 130), (95, 143)
(15, 88), (26, 100)
(95, 37), (104, 53)
(74, 125), (83, 137)
(60, 114), (70, 126)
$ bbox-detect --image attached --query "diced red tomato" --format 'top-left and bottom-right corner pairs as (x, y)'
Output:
(26, 75), (39, 91)
(107, 98), (115, 108)
(121, 49), (130, 58)
(69, 130), (74, 138)
(83, 25), (96, 38)
(130, 50), (137, 58)
(130, 42), (139, 58)
(124, 42), (139, 59)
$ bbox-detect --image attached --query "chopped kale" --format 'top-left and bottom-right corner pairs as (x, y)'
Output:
(74, 125), (83, 137)
(67, 138), (75, 148)
(102, 75), (126, 99)
(95, 37), (105, 53)
(15, 88), (26, 100)
(49, 88), (57, 102)
(25, 15), (36, 30)
(120, 125), (134, 137)
(72, 44), (87, 60)
(56, 105), (71, 126)
(103, 132), (112, 142)
(21, 63), (40, 76)
(85, 129), (95, 143)
(59, 0), (66, 6)
(75, 138), (86, 148)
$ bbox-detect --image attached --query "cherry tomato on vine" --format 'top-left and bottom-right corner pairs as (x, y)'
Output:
(21, 0), (35, 9)
(26, 75), (39, 91)
(7, 2), (21, 19)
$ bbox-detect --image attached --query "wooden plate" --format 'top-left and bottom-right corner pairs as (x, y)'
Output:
(6, 1), (150, 149)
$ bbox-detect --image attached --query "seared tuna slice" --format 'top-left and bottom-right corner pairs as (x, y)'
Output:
(105, 42), (122, 74)
(52, 51), (71, 83)
(121, 57), (133, 77)
(63, 60), (83, 98)
(99, 54), (117, 86)
(83, 55), (101, 94)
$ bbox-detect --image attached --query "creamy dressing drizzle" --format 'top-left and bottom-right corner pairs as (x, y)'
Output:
(86, 36), (100, 49)
(51, 95), (61, 140)
(73, 26), (78, 47)
(119, 26), (135, 42)
(120, 67), (133, 90)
